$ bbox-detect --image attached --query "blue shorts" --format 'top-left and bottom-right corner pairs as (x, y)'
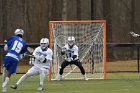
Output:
(3, 56), (18, 74)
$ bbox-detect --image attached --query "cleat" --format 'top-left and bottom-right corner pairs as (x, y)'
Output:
(37, 85), (44, 91)
(2, 86), (7, 93)
(58, 75), (62, 81)
(83, 74), (88, 80)
(84, 77), (89, 80)
(11, 84), (18, 89)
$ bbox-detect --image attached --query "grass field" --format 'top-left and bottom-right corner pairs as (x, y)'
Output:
(1, 73), (140, 93)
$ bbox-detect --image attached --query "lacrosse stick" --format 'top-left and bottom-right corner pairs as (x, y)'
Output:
(24, 53), (34, 57)
(130, 31), (140, 37)
(27, 47), (34, 53)
(24, 47), (35, 57)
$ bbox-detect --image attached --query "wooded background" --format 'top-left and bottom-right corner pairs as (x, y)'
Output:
(0, 0), (140, 63)
(0, 0), (140, 43)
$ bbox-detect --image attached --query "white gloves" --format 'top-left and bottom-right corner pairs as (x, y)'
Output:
(29, 57), (35, 65)
(61, 47), (66, 52)
(34, 54), (46, 63)
(38, 55), (46, 63)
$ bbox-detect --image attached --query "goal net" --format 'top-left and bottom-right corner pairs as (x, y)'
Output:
(49, 20), (106, 80)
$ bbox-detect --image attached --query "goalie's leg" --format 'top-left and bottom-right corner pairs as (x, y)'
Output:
(74, 60), (88, 80)
(58, 61), (69, 80)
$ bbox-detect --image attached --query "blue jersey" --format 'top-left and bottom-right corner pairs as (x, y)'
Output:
(5, 35), (27, 60)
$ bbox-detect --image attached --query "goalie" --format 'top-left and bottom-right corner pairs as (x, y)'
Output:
(58, 36), (88, 80)
(11, 38), (53, 91)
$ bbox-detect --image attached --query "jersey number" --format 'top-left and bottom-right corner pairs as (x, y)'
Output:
(67, 50), (74, 58)
(11, 40), (23, 53)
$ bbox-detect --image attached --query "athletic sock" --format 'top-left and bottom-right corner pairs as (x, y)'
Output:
(16, 74), (29, 85)
(39, 71), (45, 86)
(2, 77), (9, 88)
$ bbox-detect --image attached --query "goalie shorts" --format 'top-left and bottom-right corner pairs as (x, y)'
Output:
(59, 59), (85, 75)
(61, 59), (80, 66)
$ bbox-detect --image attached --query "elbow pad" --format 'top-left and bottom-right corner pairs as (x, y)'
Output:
(4, 44), (8, 51)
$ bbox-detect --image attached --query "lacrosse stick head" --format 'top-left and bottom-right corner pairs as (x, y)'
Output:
(27, 47), (34, 53)
(130, 31), (134, 35)
(130, 31), (140, 37)
(54, 35), (67, 48)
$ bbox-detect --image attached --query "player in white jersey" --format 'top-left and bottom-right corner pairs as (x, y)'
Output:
(11, 38), (53, 91)
(58, 36), (88, 80)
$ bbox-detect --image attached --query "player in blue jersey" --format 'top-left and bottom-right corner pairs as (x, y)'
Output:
(2, 29), (27, 93)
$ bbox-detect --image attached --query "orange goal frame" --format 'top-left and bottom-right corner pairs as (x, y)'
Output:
(48, 20), (106, 81)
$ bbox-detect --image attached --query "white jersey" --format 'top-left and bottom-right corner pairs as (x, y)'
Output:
(32, 46), (53, 69)
(63, 44), (78, 60)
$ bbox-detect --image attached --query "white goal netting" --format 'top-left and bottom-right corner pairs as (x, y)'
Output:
(49, 20), (106, 80)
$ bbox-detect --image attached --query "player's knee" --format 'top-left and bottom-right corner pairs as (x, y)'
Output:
(60, 67), (65, 71)
(78, 66), (83, 69)
(25, 73), (32, 77)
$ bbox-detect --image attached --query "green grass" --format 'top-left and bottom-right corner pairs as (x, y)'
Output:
(1, 73), (140, 93)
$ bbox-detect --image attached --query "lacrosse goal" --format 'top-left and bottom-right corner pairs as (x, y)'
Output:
(49, 20), (106, 80)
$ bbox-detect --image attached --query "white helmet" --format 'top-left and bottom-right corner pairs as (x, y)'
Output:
(40, 38), (49, 49)
(14, 29), (24, 36)
(68, 36), (75, 46)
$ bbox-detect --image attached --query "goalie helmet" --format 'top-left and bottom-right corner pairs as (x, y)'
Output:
(14, 29), (24, 36)
(40, 38), (49, 49)
(68, 36), (75, 47)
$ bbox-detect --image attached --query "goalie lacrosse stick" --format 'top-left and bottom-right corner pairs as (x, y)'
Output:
(130, 31), (140, 37)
